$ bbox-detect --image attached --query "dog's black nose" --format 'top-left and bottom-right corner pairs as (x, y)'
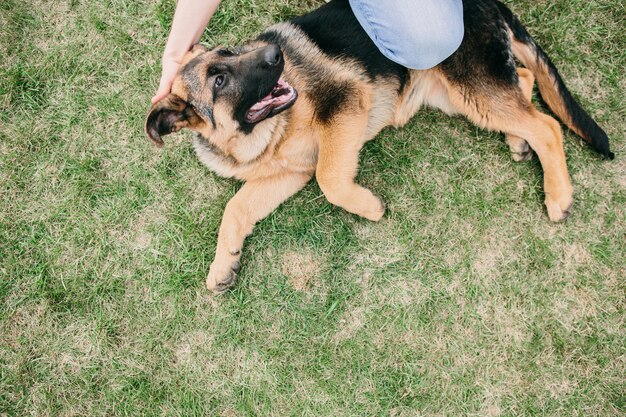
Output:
(263, 44), (282, 66)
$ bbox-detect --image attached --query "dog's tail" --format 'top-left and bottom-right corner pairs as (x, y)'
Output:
(495, 1), (614, 159)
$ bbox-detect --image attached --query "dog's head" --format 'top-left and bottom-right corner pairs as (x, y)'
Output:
(145, 43), (298, 149)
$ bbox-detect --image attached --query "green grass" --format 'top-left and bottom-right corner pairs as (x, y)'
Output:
(1, 0), (624, 415)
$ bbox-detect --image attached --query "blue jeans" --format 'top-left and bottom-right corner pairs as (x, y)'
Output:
(349, 0), (464, 69)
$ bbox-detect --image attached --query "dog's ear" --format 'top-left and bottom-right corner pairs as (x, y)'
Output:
(190, 43), (209, 54)
(181, 44), (209, 65)
(145, 94), (203, 147)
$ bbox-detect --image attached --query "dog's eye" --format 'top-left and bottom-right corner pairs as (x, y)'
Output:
(214, 75), (225, 88)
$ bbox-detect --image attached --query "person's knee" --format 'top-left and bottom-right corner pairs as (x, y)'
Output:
(350, 0), (465, 70)
(402, 21), (464, 69)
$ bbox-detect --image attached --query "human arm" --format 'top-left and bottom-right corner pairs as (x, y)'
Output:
(151, 0), (222, 103)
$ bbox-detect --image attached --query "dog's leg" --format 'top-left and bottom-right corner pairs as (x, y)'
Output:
(316, 115), (385, 221)
(443, 78), (573, 222)
(506, 68), (536, 162)
(495, 109), (573, 221)
(517, 110), (573, 221)
(494, 109), (573, 221)
(206, 172), (312, 293)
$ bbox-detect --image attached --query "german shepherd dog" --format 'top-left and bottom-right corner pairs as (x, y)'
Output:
(146, 0), (613, 292)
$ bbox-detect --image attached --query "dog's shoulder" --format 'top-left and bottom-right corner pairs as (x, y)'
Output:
(255, 1), (407, 124)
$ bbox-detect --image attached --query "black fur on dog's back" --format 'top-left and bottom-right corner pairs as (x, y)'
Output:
(440, 0), (519, 89)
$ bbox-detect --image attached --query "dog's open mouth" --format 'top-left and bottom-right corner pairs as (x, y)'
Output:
(245, 79), (297, 124)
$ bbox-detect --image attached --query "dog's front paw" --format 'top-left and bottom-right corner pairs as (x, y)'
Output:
(545, 194), (574, 223)
(206, 258), (241, 293)
(362, 194), (385, 222)
(344, 186), (385, 221)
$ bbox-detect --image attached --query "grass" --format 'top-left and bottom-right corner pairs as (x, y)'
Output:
(1, 0), (624, 415)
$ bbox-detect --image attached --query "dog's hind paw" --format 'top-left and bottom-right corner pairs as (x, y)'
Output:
(511, 148), (534, 162)
(506, 136), (534, 162)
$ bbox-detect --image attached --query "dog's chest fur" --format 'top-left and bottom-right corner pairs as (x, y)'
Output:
(193, 122), (318, 181)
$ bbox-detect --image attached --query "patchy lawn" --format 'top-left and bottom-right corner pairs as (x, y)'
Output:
(1, 0), (624, 415)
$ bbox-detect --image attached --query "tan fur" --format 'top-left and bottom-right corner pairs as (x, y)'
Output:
(393, 70), (455, 127)
(146, 23), (576, 292)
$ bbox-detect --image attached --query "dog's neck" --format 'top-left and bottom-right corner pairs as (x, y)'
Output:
(193, 112), (286, 166)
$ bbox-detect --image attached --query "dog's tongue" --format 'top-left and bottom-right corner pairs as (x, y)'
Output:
(245, 79), (296, 123)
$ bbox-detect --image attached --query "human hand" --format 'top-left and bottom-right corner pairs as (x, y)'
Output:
(151, 57), (182, 104)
